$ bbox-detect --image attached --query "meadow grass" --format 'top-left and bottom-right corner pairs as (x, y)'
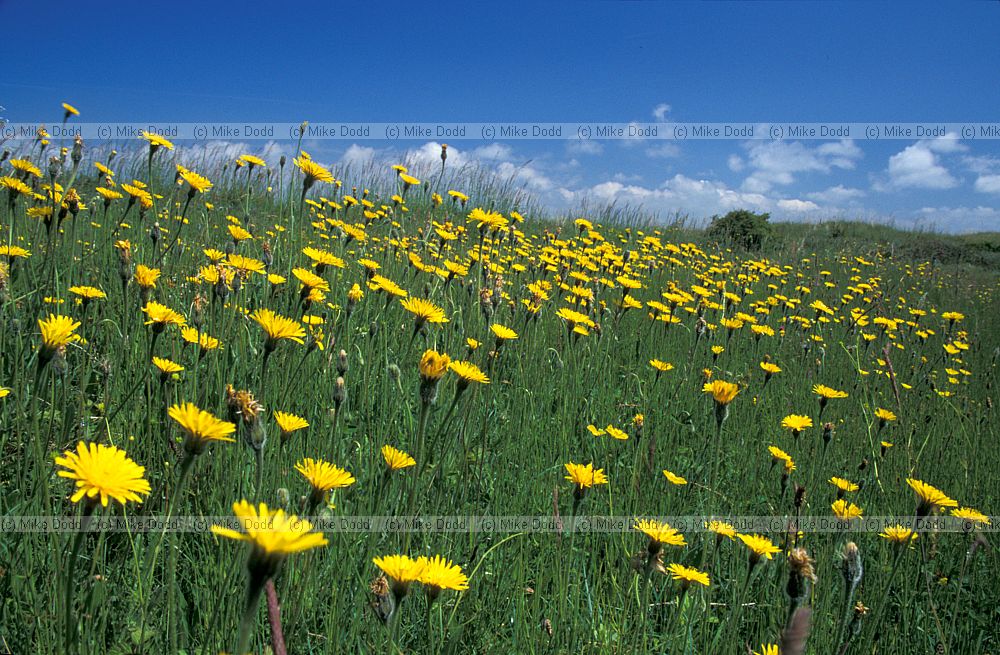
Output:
(0, 135), (997, 654)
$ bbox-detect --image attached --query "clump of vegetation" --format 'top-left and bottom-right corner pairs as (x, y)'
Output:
(707, 209), (773, 250)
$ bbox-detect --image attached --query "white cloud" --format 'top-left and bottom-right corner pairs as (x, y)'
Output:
(777, 199), (820, 212)
(496, 161), (556, 192)
(879, 143), (958, 190)
(739, 139), (862, 192)
(572, 174), (831, 221)
(974, 174), (1000, 194)
(924, 132), (967, 154)
(472, 143), (513, 160)
(806, 185), (866, 204)
(963, 154), (1000, 175)
(727, 154), (744, 172)
(652, 103), (672, 122)
(340, 144), (376, 167)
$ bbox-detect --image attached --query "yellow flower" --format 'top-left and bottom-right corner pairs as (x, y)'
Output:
(706, 521), (737, 540)
(907, 478), (958, 514)
(373, 554), (424, 598)
(211, 500), (327, 562)
(382, 445), (416, 471)
(134, 264), (161, 289)
(663, 470), (687, 486)
(401, 297), (449, 326)
(180, 326), (221, 352)
(703, 380), (740, 405)
(179, 169), (212, 194)
(417, 555), (469, 594)
(292, 267), (330, 292)
(564, 462), (608, 490)
(490, 323), (518, 341)
(54, 442), (151, 507)
(152, 356), (184, 378)
(140, 130), (174, 151)
(302, 246), (345, 270)
(813, 384), (848, 400)
(666, 563), (709, 588)
(294, 458), (356, 494)
(399, 173), (421, 188)
(951, 507), (990, 526)
(38, 314), (81, 351)
(829, 477), (859, 493)
(831, 499), (863, 520)
(250, 308), (306, 349)
(737, 533), (781, 562)
(142, 301), (186, 330)
(879, 525), (917, 543)
(781, 414), (813, 433)
(274, 411), (309, 435)
(752, 644), (779, 655)
(168, 402), (237, 453)
(449, 360), (490, 386)
(874, 408), (897, 422)
(634, 519), (686, 548)
(419, 349), (450, 381)
(605, 425), (629, 441)
(649, 359), (674, 373)
(62, 102), (80, 117)
(69, 285), (106, 301)
(294, 156), (334, 185)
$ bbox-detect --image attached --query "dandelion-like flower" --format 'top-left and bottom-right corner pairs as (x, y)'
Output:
(373, 554), (424, 601)
(417, 555), (469, 600)
(831, 499), (863, 520)
(781, 414), (813, 434)
(906, 477), (958, 515)
(737, 533), (781, 565)
(879, 525), (917, 544)
(564, 461), (608, 505)
(54, 442), (151, 508)
(212, 500), (328, 571)
(168, 402), (237, 454)
(250, 308), (305, 352)
(382, 445), (416, 472)
(400, 297), (449, 330)
(666, 563), (709, 588)
(295, 458), (356, 509)
(38, 314), (80, 363)
(634, 518), (686, 553)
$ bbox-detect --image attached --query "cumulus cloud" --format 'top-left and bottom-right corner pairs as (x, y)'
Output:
(806, 185), (866, 204)
(340, 144), (376, 167)
(652, 103), (671, 122)
(877, 143), (958, 190)
(974, 174), (1000, 194)
(569, 174), (831, 222)
(738, 139), (862, 193)
(874, 134), (968, 191)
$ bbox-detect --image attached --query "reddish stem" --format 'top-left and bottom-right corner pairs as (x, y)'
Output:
(265, 579), (287, 655)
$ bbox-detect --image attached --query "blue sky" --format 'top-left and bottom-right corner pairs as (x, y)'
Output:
(2, 1), (1000, 232)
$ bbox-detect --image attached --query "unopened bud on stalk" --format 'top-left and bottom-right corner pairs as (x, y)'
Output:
(333, 377), (347, 412)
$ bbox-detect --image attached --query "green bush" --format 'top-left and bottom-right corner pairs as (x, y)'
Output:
(707, 209), (773, 250)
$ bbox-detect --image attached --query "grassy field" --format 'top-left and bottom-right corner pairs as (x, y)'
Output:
(0, 130), (997, 655)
